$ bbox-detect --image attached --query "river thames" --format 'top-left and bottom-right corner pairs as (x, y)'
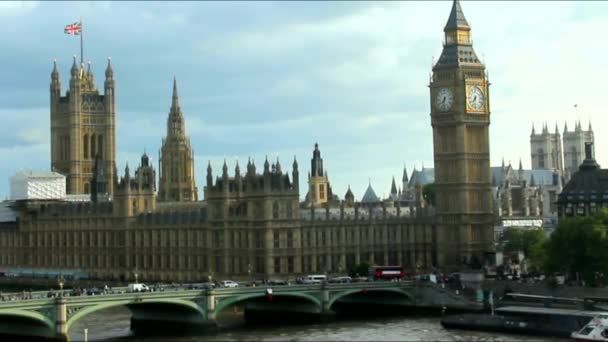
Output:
(68, 306), (566, 342)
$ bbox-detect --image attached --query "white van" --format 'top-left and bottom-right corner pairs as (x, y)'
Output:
(128, 283), (150, 292)
(306, 275), (327, 284)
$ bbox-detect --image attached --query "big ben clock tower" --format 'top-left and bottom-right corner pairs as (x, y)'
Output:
(430, 0), (494, 269)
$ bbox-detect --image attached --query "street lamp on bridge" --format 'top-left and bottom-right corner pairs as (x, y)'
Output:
(58, 276), (65, 297)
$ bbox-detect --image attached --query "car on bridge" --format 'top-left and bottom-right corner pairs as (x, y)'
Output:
(220, 280), (239, 288)
(187, 282), (215, 290)
(267, 279), (289, 286)
(328, 276), (352, 284)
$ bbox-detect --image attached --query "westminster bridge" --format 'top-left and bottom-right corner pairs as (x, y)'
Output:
(0, 281), (481, 341)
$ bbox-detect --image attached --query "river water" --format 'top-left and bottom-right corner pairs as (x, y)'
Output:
(68, 306), (567, 342)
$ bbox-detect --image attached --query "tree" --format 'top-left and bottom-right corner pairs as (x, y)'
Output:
(422, 183), (436, 206)
(543, 210), (608, 286)
(498, 227), (546, 257)
(349, 261), (372, 278)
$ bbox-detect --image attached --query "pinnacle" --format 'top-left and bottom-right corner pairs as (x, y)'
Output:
(444, 0), (469, 32)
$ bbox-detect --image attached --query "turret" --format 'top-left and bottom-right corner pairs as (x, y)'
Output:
(264, 156), (270, 175)
(206, 161), (213, 188)
(85, 60), (95, 90)
(275, 157), (282, 174)
(222, 159), (228, 179)
(564, 121), (568, 133)
(390, 176), (398, 196)
(235, 161), (242, 192)
(50, 59), (61, 102)
(292, 156), (299, 191)
(104, 57), (114, 106)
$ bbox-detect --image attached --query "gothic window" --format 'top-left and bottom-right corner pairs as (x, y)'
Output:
(98, 135), (103, 159)
(287, 256), (294, 273)
(256, 256), (265, 273)
(274, 257), (281, 274)
(255, 231), (263, 249)
(84, 183), (90, 194)
(83, 134), (89, 159)
(286, 203), (293, 219)
(273, 231), (280, 249)
(537, 148), (545, 168)
(287, 231), (293, 248)
(90, 134), (96, 159)
(319, 184), (325, 200)
(571, 146), (577, 167)
(273, 201), (280, 219)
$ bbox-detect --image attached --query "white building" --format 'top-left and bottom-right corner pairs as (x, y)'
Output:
(9, 171), (66, 201)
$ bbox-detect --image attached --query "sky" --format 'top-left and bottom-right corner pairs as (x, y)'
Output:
(1, 1), (607, 201)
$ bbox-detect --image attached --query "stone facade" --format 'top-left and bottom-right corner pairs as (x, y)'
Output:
(429, 0), (494, 269)
(0, 166), (436, 282)
(50, 57), (116, 195)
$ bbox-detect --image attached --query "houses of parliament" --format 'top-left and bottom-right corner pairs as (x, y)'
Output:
(0, 1), (495, 282)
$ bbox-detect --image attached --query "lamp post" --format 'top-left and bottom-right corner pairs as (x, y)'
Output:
(58, 276), (65, 297)
(134, 269), (139, 284)
(247, 263), (252, 285)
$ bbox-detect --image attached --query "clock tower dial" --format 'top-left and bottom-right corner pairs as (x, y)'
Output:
(435, 87), (454, 112)
(466, 85), (485, 111)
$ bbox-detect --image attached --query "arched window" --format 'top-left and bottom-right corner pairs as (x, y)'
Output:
(571, 146), (577, 167)
(97, 135), (103, 159)
(273, 201), (280, 219)
(84, 183), (90, 194)
(83, 134), (89, 159)
(90, 134), (96, 159)
(537, 148), (545, 168)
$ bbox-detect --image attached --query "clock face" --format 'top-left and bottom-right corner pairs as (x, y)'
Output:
(435, 87), (454, 112)
(467, 86), (485, 110)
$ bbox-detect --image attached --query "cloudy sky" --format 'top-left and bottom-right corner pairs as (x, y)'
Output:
(1, 1), (607, 200)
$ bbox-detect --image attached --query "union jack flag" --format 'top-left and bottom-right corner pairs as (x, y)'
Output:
(64, 22), (81, 35)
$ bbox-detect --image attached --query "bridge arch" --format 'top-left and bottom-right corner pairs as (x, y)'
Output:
(66, 298), (206, 332)
(0, 309), (55, 338)
(328, 288), (414, 308)
(214, 292), (322, 316)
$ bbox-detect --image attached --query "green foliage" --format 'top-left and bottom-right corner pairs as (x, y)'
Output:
(498, 227), (547, 257)
(349, 261), (372, 277)
(422, 183), (436, 206)
(543, 210), (608, 285)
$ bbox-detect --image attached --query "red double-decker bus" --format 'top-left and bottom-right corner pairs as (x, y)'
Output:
(368, 265), (406, 280)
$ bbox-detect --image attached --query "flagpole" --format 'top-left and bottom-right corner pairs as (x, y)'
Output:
(80, 17), (84, 65)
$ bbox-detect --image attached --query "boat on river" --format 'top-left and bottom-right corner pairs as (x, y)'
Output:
(571, 313), (608, 342)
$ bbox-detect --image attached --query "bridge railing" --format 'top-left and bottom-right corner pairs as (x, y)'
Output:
(0, 280), (417, 306)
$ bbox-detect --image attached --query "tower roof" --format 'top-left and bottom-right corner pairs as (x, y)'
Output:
(361, 183), (380, 203)
(434, 1), (482, 70)
(171, 76), (180, 111)
(390, 176), (398, 195)
(444, 0), (470, 32)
